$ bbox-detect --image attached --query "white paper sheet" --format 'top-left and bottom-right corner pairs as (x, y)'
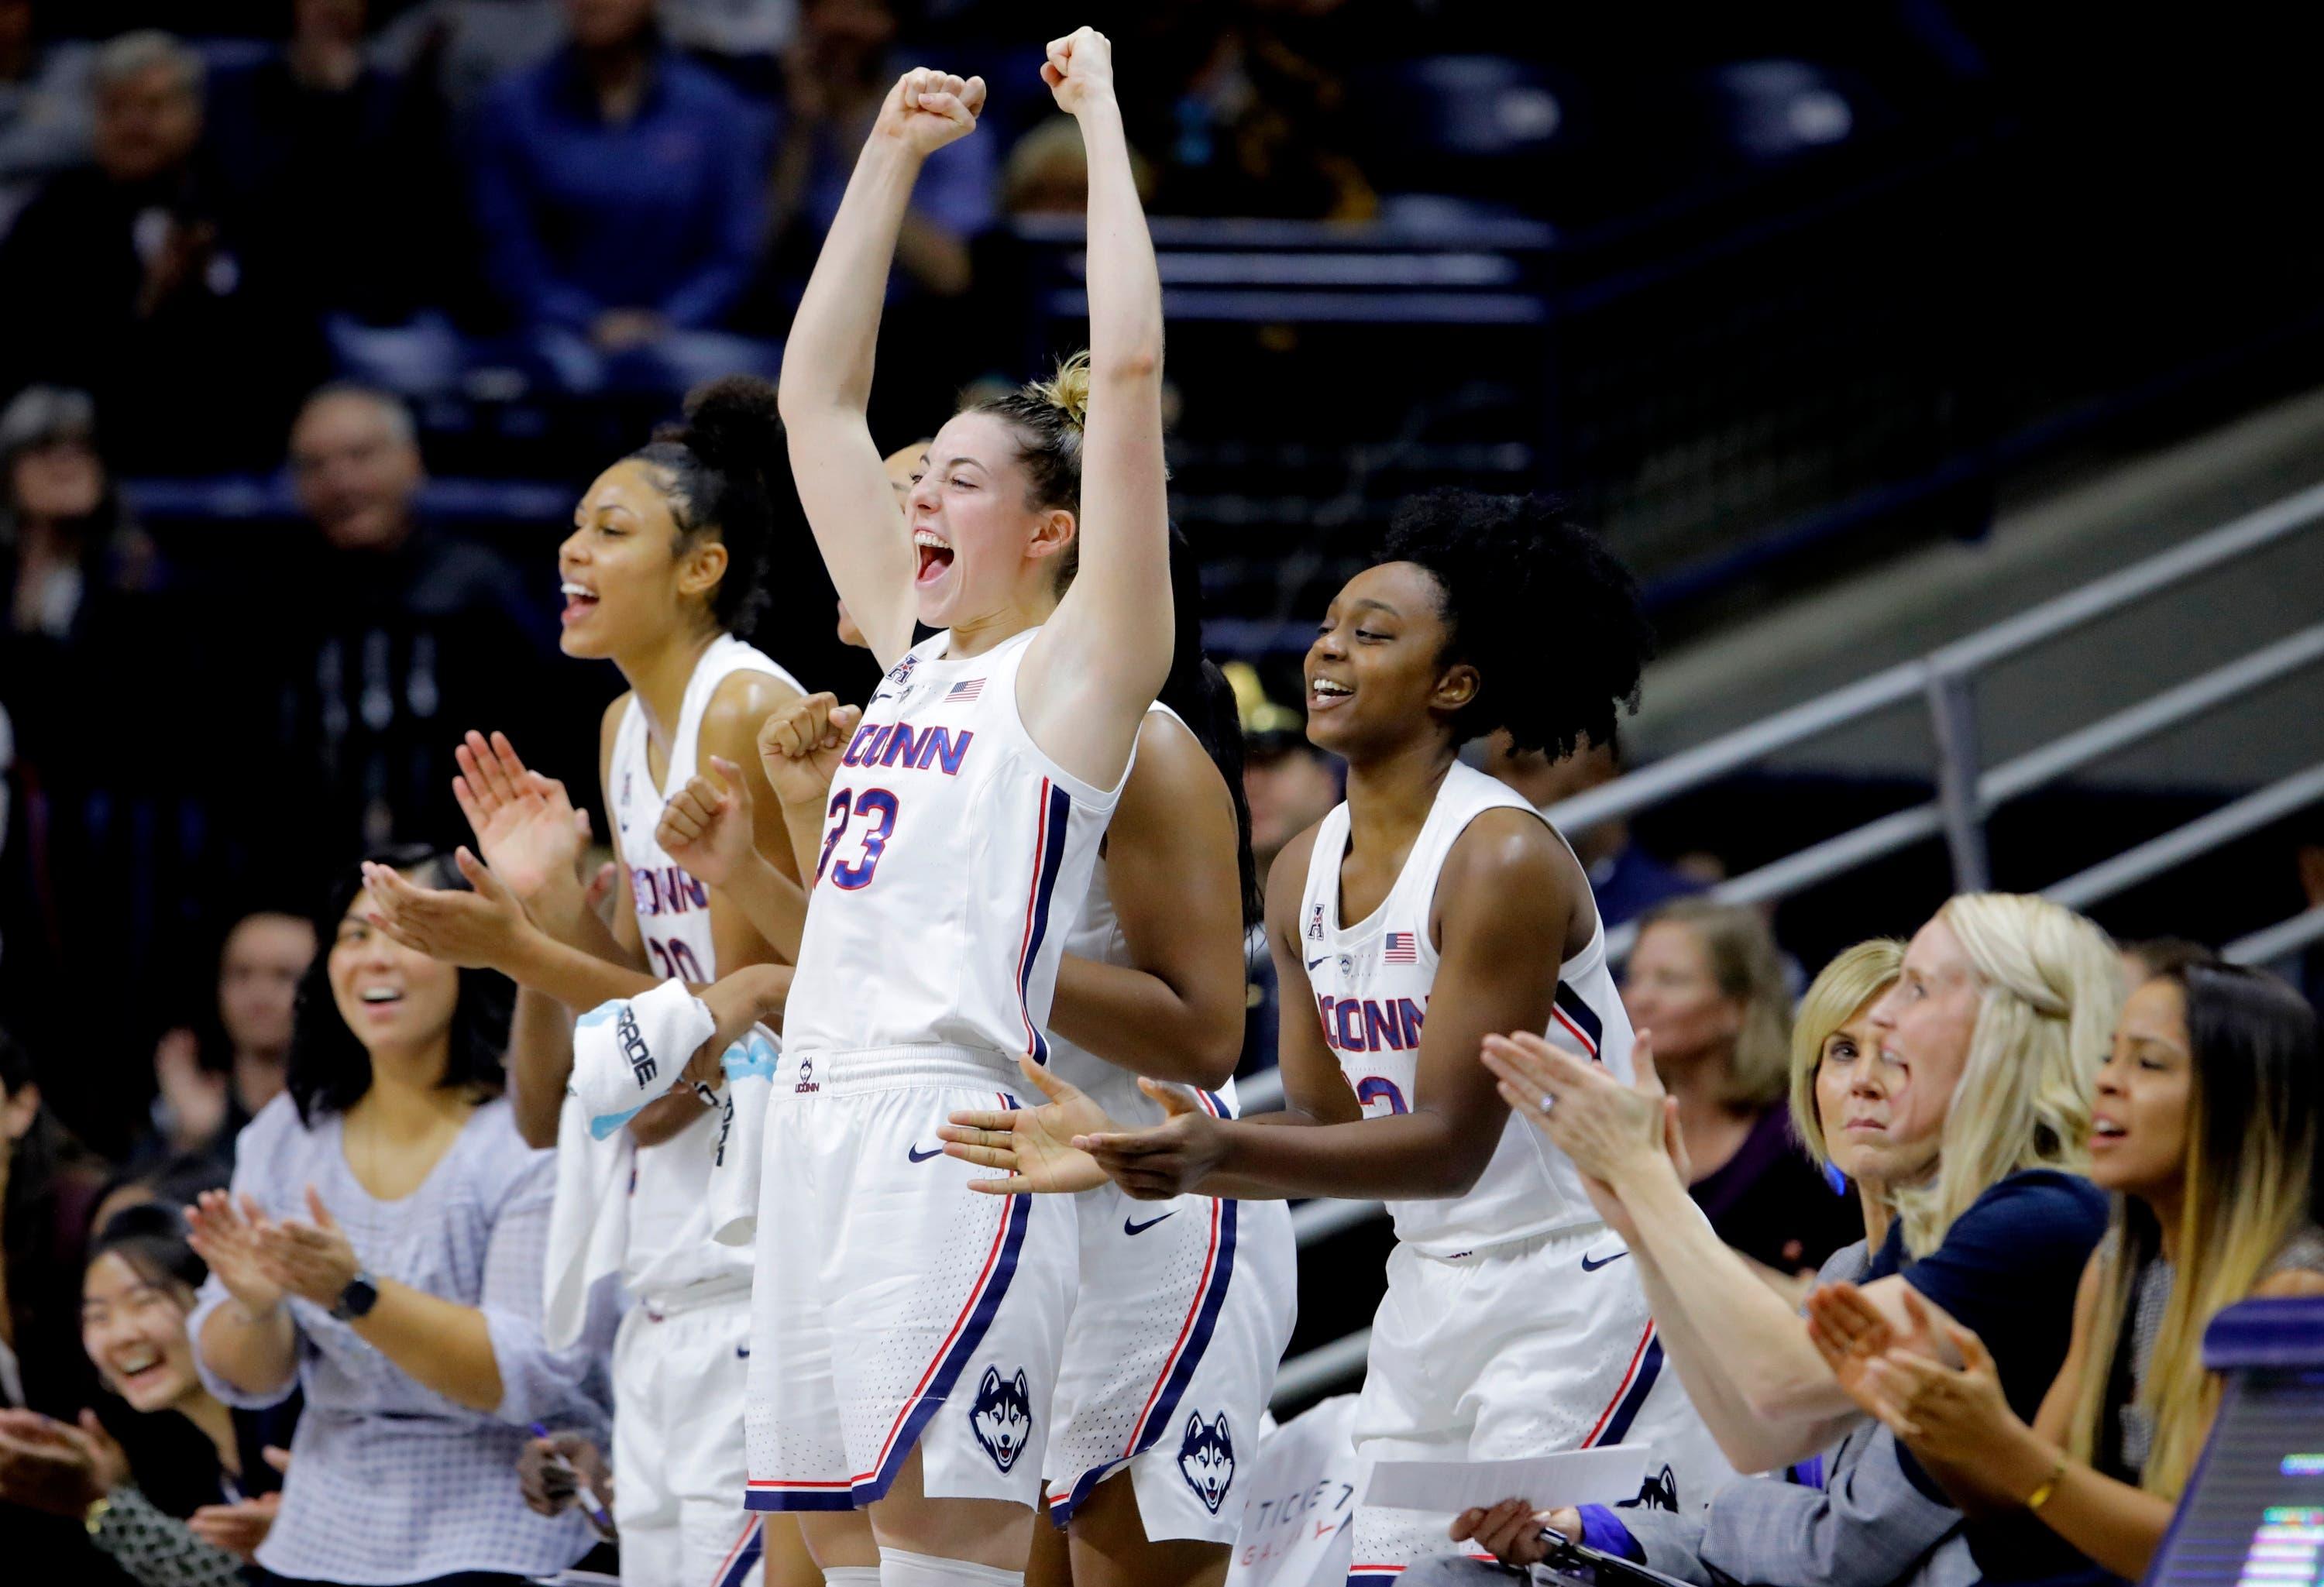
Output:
(1361, 1447), (1648, 1513)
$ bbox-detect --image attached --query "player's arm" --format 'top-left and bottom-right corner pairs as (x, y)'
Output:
(1016, 31), (1171, 795)
(778, 70), (985, 668)
(1048, 713), (1244, 1088)
(696, 672), (807, 968)
(1079, 811), (1555, 1202)
(506, 988), (573, 1149)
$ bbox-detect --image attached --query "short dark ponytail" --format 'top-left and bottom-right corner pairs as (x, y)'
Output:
(632, 376), (784, 637)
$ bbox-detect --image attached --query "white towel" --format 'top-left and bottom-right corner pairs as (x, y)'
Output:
(706, 1025), (778, 1247)
(570, 981), (717, 1138)
(543, 981), (711, 1350)
(542, 1094), (631, 1351)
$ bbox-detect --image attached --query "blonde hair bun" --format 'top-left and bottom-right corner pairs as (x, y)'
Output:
(1030, 351), (1092, 431)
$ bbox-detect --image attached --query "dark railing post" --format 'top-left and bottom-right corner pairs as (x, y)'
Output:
(1925, 661), (1991, 893)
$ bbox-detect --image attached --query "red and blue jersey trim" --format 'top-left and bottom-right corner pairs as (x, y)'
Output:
(746, 1096), (1033, 1513)
(1582, 1322), (1662, 1448)
(1016, 780), (1074, 1065)
(1552, 981), (1604, 1059)
(1047, 1091), (1238, 1527)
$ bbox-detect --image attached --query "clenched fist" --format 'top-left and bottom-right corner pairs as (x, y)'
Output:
(757, 692), (863, 808)
(875, 67), (986, 157)
(1040, 27), (1116, 115)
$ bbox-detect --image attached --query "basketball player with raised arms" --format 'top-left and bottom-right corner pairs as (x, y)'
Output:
(359, 378), (815, 1587)
(658, 525), (1298, 1587)
(735, 29), (1173, 1587)
(948, 491), (1731, 1585)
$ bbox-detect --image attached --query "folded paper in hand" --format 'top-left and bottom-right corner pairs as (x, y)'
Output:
(1361, 1447), (1648, 1513)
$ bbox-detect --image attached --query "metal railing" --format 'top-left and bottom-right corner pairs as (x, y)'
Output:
(1267, 477), (2324, 1407)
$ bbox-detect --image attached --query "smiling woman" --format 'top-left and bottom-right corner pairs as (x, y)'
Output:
(0, 1204), (290, 1587)
(180, 847), (611, 1585)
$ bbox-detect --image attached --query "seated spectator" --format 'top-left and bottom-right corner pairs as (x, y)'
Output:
(1, 388), (160, 730)
(1476, 893), (2121, 1583)
(0, 1204), (294, 1585)
(135, 909), (318, 1173)
(1419, 939), (1983, 1587)
(203, 0), (467, 325)
(1000, 113), (1158, 217)
(0, 31), (308, 470)
(469, 0), (778, 393)
(1624, 898), (1862, 1285)
(760, 0), (992, 307)
(215, 384), (589, 874)
(1812, 958), (2324, 1583)
(184, 844), (607, 1583)
(0, 0), (95, 237)
(1483, 727), (1705, 928)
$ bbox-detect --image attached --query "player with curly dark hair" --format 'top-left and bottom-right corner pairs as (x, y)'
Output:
(961, 488), (1731, 1581)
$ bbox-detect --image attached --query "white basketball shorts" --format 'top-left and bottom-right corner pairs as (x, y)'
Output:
(1346, 1222), (1734, 1585)
(744, 1050), (1078, 1514)
(612, 1283), (765, 1587)
(1042, 1166), (1297, 1544)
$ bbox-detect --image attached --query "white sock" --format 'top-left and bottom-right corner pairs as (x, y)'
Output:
(879, 1546), (1025, 1587)
(824, 1568), (883, 1587)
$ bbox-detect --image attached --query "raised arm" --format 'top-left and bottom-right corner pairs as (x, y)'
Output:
(1078, 810), (1561, 1202)
(1019, 29), (1173, 792)
(1047, 713), (1245, 1088)
(778, 69), (987, 668)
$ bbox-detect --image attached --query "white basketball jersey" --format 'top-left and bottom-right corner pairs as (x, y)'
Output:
(782, 627), (1129, 1078)
(1298, 760), (1632, 1256)
(609, 632), (802, 1297)
(1045, 704), (1241, 1123)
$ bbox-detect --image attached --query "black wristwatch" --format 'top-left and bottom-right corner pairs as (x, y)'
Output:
(330, 1270), (380, 1321)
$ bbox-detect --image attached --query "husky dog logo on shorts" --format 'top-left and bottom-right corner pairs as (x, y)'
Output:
(1634, 1463), (1678, 1512)
(1175, 1412), (1235, 1513)
(969, 1367), (1033, 1472)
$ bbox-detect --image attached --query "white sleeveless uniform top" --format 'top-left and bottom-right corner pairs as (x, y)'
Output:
(1045, 704), (1240, 1123)
(1298, 759), (1632, 1257)
(609, 632), (802, 1297)
(782, 627), (1129, 1078)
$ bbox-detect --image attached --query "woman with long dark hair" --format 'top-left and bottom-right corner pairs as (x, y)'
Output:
(183, 847), (607, 1585)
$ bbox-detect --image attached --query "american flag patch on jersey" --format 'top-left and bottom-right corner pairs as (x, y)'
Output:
(1384, 932), (1418, 962)
(947, 678), (985, 702)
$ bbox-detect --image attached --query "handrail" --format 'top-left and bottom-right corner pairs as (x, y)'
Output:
(1542, 478), (2324, 836)
(2044, 764), (2324, 912)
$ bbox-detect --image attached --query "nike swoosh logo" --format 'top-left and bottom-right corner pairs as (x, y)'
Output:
(1123, 1212), (1177, 1236)
(1580, 1250), (1630, 1272)
(736, 1345), (751, 1359)
(1307, 957), (1328, 970)
(907, 1144), (944, 1163)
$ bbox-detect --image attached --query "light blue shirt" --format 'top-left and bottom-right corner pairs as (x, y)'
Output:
(190, 1094), (614, 1585)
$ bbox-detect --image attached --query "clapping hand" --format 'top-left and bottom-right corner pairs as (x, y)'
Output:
(362, 848), (530, 971)
(452, 730), (590, 912)
(1070, 1076), (1229, 1201)
(0, 1409), (127, 1517)
(253, 1187), (363, 1310)
(185, 1190), (286, 1317)
(1808, 1283), (2001, 1462)
(188, 1448), (287, 1558)
(941, 1054), (1115, 1194)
